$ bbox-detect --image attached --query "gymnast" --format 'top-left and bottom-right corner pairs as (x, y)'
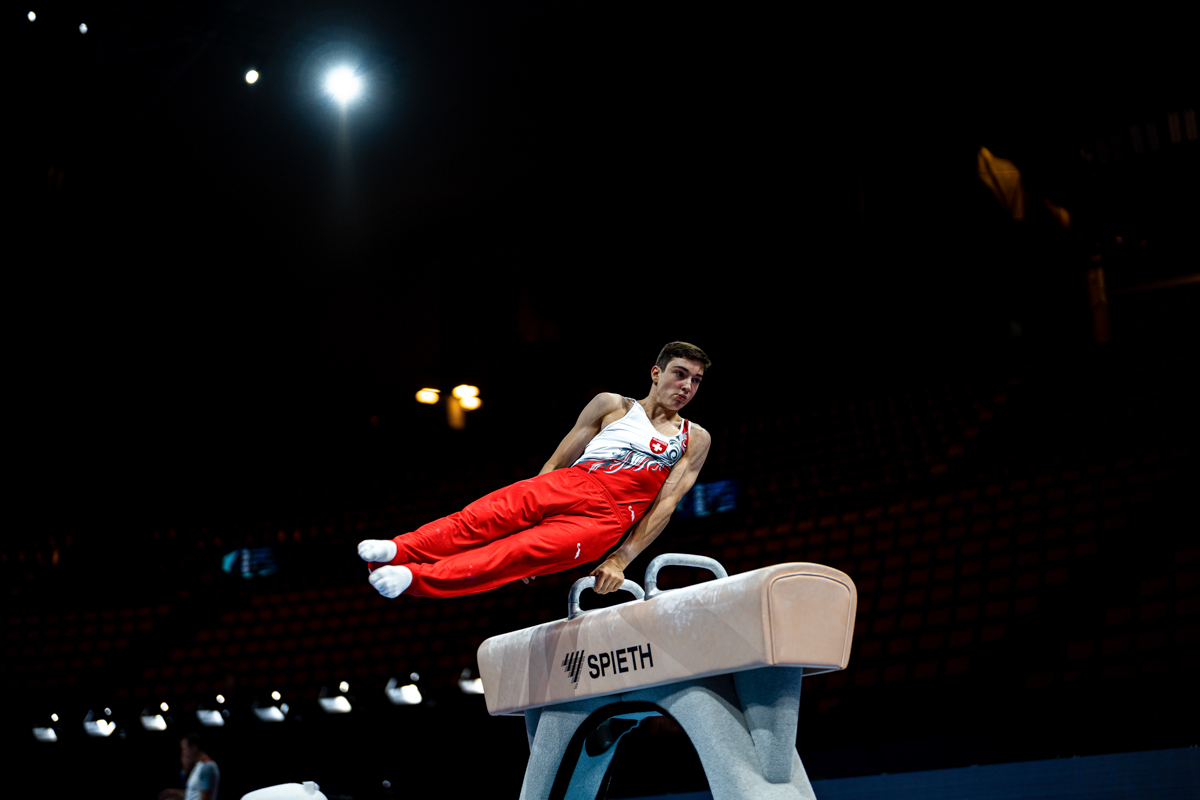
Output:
(357, 341), (712, 598)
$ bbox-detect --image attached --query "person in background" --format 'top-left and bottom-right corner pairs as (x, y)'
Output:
(159, 732), (220, 800)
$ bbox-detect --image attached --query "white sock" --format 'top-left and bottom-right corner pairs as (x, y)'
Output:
(369, 565), (412, 598)
(358, 539), (398, 563)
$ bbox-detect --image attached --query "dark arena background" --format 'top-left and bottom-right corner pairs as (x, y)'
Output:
(6, 3), (1198, 799)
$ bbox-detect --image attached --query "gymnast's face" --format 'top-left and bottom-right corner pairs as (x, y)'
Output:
(654, 358), (704, 411)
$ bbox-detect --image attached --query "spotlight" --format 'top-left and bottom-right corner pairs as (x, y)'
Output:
(245, 69), (259, 84)
(385, 676), (422, 705)
(83, 710), (115, 737)
(253, 692), (288, 722)
(318, 684), (352, 714)
(325, 66), (362, 105)
(339, 681), (349, 693)
(452, 385), (479, 399)
(458, 668), (484, 695)
(28, 12), (36, 22)
(33, 713), (59, 742)
(79, 23), (87, 34)
(196, 710), (224, 727)
(140, 710), (168, 731)
(160, 702), (169, 712)
(460, 395), (482, 411)
(415, 389), (440, 404)
(196, 696), (227, 727)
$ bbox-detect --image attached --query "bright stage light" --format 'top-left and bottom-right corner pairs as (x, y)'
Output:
(458, 668), (484, 695)
(339, 681), (349, 693)
(84, 711), (115, 737)
(245, 69), (259, 84)
(452, 385), (479, 399)
(460, 395), (482, 411)
(318, 695), (352, 714)
(385, 677), (422, 705)
(141, 714), (168, 731)
(216, 694), (225, 704)
(50, 714), (58, 722)
(79, 23), (87, 34)
(196, 710), (224, 727)
(160, 702), (169, 712)
(325, 67), (362, 105)
(27, 11), (35, 22)
(271, 690), (281, 701)
(415, 389), (440, 404)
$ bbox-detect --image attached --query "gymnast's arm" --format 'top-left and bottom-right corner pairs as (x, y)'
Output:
(591, 426), (712, 594)
(537, 392), (625, 476)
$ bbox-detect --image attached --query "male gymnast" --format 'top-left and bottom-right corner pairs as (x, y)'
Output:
(357, 341), (712, 598)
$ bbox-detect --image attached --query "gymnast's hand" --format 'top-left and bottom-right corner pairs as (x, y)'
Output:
(590, 559), (625, 594)
(358, 539), (397, 564)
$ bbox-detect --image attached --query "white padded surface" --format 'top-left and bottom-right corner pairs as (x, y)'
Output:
(477, 562), (856, 716)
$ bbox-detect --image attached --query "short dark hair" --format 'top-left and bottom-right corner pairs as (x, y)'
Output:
(655, 342), (711, 374)
(182, 732), (203, 749)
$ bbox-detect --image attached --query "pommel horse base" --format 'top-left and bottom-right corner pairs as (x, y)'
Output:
(477, 555), (858, 800)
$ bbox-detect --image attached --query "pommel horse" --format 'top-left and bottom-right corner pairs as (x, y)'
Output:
(476, 555), (858, 800)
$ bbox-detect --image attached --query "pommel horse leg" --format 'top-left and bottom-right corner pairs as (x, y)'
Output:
(520, 670), (815, 800)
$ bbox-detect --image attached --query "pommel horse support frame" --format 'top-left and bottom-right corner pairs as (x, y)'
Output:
(477, 555), (858, 800)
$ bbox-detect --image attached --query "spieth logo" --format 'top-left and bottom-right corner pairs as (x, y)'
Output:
(649, 438), (668, 455)
(562, 650), (587, 684)
(588, 643), (654, 680)
(563, 644), (656, 685)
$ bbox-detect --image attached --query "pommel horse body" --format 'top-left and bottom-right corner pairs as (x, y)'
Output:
(477, 555), (857, 800)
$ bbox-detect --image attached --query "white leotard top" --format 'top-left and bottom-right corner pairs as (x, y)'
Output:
(572, 397), (689, 475)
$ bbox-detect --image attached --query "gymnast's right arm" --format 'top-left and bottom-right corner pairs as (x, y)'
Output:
(536, 392), (623, 476)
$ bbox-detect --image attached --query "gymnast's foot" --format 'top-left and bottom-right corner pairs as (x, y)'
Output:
(358, 539), (398, 563)
(369, 565), (412, 598)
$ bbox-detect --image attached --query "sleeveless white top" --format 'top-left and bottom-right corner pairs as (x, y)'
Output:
(572, 396), (689, 471)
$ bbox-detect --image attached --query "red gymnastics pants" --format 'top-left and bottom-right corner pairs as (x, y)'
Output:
(367, 466), (629, 598)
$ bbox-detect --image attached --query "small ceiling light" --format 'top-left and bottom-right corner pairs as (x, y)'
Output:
(271, 691), (281, 701)
(50, 714), (59, 722)
(385, 677), (422, 705)
(141, 714), (168, 731)
(196, 710), (224, 727)
(79, 23), (87, 34)
(160, 702), (169, 712)
(339, 681), (349, 693)
(458, 668), (485, 695)
(216, 695), (225, 704)
(452, 385), (479, 399)
(245, 69), (259, 84)
(460, 396), (482, 411)
(28, 11), (36, 22)
(104, 708), (111, 716)
(415, 389), (440, 404)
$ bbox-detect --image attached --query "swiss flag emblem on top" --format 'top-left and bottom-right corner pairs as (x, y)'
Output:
(649, 437), (668, 454)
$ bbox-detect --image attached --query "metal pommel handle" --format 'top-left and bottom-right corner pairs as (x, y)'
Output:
(644, 553), (729, 599)
(567, 577), (645, 620)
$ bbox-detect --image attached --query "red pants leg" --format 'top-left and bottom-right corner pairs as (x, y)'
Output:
(372, 467), (627, 598)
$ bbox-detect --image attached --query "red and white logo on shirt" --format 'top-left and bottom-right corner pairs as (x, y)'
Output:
(649, 437), (668, 454)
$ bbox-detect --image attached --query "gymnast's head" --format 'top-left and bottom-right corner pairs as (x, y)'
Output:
(651, 341), (710, 411)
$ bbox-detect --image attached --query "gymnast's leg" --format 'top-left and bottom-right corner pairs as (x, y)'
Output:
(380, 510), (625, 598)
(358, 468), (622, 597)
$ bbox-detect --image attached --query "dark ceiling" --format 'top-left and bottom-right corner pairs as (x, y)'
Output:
(10, 3), (1196, 529)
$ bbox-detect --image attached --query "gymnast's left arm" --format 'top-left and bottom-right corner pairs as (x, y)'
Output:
(591, 426), (712, 594)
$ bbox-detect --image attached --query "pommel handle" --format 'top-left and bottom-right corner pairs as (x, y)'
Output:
(644, 553), (728, 599)
(567, 577), (645, 620)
